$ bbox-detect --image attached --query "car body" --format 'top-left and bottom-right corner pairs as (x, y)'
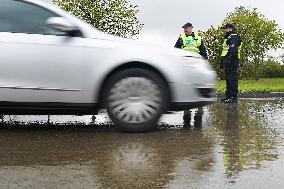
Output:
(0, 0), (216, 132)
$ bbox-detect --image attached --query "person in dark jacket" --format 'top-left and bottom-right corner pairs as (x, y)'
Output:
(220, 23), (242, 103)
(175, 22), (207, 127)
(175, 22), (208, 59)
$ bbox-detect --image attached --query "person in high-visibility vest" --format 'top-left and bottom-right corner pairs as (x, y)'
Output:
(175, 22), (208, 127)
(175, 22), (208, 59)
(220, 23), (242, 103)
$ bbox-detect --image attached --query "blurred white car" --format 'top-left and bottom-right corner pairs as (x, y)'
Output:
(0, 0), (216, 132)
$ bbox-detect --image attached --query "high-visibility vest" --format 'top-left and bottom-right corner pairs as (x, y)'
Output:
(221, 33), (242, 59)
(181, 34), (202, 53)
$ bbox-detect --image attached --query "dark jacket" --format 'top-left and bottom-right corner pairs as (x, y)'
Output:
(174, 33), (208, 59)
(224, 31), (242, 60)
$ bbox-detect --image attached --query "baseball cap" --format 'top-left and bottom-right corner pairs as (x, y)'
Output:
(221, 23), (235, 29)
(182, 23), (193, 28)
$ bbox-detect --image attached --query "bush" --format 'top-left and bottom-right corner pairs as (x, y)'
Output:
(262, 60), (284, 78)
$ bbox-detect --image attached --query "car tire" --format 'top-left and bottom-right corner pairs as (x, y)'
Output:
(103, 68), (169, 132)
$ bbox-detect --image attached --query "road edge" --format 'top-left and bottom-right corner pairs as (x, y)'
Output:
(217, 93), (284, 98)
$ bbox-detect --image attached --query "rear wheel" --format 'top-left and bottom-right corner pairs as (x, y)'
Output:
(103, 68), (169, 132)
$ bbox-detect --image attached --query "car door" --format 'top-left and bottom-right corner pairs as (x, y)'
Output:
(0, 0), (84, 103)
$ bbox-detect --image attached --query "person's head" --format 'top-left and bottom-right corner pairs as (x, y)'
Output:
(182, 23), (193, 35)
(222, 23), (235, 33)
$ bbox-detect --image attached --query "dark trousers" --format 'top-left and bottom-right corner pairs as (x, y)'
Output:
(223, 57), (239, 98)
(183, 107), (203, 127)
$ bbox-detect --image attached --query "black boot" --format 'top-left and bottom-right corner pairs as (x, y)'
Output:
(220, 97), (229, 102)
(225, 97), (238, 103)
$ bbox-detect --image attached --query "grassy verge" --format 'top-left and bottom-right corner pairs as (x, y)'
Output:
(217, 77), (284, 93)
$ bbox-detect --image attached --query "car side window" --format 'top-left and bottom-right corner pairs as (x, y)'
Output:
(0, 0), (68, 36)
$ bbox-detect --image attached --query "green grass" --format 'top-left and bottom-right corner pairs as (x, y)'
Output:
(217, 77), (284, 93)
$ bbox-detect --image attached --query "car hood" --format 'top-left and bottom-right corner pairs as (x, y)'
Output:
(89, 30), (202, 58)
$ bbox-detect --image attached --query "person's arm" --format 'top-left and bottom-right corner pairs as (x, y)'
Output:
(228, 36), (241, 59)
(199, 40), (208, 59)
(174, 37), (183, 49)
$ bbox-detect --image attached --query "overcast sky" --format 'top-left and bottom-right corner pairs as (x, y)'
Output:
(129, 0), (284, 47)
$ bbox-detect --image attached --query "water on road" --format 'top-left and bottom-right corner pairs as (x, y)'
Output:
(0, 98), (283, 189)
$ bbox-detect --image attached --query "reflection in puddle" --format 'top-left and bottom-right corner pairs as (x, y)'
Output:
(0, 98), (283, 188)
(209, 102), (279, 177)
(113, 143), (156, 171)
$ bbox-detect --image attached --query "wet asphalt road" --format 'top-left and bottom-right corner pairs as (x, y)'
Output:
(0, 98), (283, 189)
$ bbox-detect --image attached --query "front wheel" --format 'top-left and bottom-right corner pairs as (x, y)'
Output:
(103, 68), (169, 132)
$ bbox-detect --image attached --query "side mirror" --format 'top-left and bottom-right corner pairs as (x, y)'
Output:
(46, 17), (78, 32)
